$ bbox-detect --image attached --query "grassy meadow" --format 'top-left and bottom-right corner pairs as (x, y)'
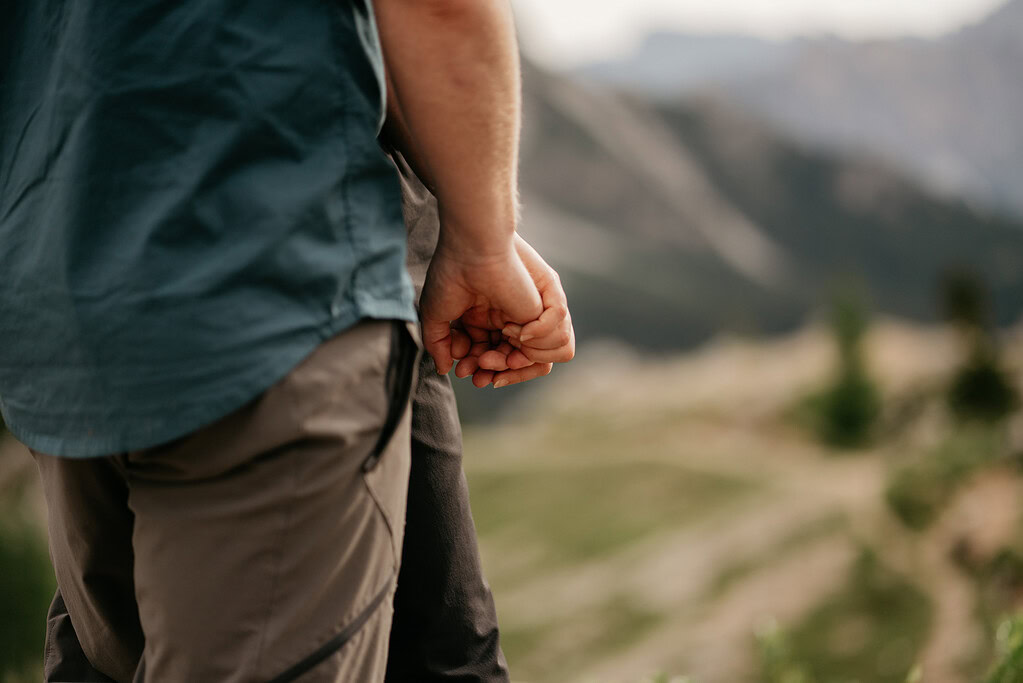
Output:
(461, 319), (1023, 683)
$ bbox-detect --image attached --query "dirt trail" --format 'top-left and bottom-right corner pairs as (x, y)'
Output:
(580, 536), (856, 683)
(481, 428), (886, 682)
(904, 473), (1022, 683)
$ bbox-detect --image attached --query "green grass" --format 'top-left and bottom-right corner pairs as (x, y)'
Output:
(467, 460), (754, 587)
(985, 614), (1023, 683)
(781, 550), (932, 683)
(885, 425), (1006, 530)
(500, 595), (665, 681)
(0, 520), (53, 681)
(0, 472), (55, 682)
(708, 512), (848, 600)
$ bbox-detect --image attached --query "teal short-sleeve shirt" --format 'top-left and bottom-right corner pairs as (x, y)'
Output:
(0, 1), (417, 457)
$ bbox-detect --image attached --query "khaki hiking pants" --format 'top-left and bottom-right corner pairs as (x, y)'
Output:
(32, 319), (420, 682)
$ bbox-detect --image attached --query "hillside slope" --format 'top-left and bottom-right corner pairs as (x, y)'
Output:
(517, 64), (1023, 353)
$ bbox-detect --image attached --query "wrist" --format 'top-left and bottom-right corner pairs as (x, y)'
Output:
(436, 208), (518, 266)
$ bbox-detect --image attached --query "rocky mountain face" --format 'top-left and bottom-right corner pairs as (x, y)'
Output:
(575, 0), (1023, 216)
(577, 32), (797, 96)
(516, 62), (1023, 352)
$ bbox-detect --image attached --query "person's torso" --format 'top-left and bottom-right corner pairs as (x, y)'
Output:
(0, 0), (416, 456)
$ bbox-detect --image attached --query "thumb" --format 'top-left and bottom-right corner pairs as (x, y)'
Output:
(422, 317), (454, 375)
(498, 256), (544, 325)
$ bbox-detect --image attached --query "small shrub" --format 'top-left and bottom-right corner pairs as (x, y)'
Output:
(949, 355), (1019, 423)
(756, 619), (815, 683)
(800, 293), (881, 449)
(940, 270), (1019, 424)
(815, 368), (883, 448)
(985, 614), (1023, 683)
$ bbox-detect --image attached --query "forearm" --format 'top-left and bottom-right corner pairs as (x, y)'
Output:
(374, 0), (521, 259)
(381, 70), (437, 192)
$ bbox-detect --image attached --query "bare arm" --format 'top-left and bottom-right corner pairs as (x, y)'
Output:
(381, 69), (436, 192)
(374, 0), (574, 383)
(373, 0), (543, 374)
(374, 0), (521, 260)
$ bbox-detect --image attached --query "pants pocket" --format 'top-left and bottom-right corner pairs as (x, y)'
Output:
(361, 321), (419, 473)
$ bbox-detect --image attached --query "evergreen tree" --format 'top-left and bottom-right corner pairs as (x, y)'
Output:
(941, 271), (1018, 423)
(814, 292), (882, 448)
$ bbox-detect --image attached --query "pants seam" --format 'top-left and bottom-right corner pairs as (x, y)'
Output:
(362, 469), (401, 572)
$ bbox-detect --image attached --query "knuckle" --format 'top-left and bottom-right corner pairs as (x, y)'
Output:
(557, 338), (576, 362)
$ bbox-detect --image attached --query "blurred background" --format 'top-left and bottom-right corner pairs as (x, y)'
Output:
(3, 0), (1023, 681)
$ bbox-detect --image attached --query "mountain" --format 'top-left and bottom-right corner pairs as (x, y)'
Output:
(577, 32), (796, 96)
(453, 62), (1023, 420)
(516, 63), (1023, 350)
(573, 0), (1023, 217)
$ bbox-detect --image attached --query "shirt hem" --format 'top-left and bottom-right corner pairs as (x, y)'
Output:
(5, 297), (417, 458)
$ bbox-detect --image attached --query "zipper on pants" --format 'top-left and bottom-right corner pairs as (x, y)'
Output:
(264, 575), (394, 683)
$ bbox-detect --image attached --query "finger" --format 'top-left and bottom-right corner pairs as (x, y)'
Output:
(505, 349), (533, 370)
(502, 323), (524, 339)
(519, 290), (568, 343)
(472, 368), (495, 388)
(492, 363), (553, 388)
(422, 318), (454, 374)
(489, 308), (509, 331)
(468, 341), (489, 358)
(516, 319), (574, 351)
(478, 342), (516, 371)
(517, 340), (576, 364)
(513, 238), (568, 341)
(501, 257), (543, 324)
(513, 236), (564, 333)
(455, 355), (478, 378)
(478, 350), (509, 371)
(514, 234), (554, 283)
(451, 327), (472, 360)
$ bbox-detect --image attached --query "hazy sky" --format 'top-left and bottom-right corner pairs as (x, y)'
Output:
(513, 0), (1009, 67)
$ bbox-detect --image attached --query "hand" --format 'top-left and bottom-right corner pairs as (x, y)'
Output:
(451, 234), (575, 388)
(420, 233), (542, 377)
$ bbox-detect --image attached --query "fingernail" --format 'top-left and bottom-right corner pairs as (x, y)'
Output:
(519, 333), (534, 342)
(493, 380), (509, 389)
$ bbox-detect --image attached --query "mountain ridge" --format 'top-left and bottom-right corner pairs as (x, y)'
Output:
(572, 0), (1023, 216)
(455, 62), (1023, 420)
(518, 63), (1023, 347)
